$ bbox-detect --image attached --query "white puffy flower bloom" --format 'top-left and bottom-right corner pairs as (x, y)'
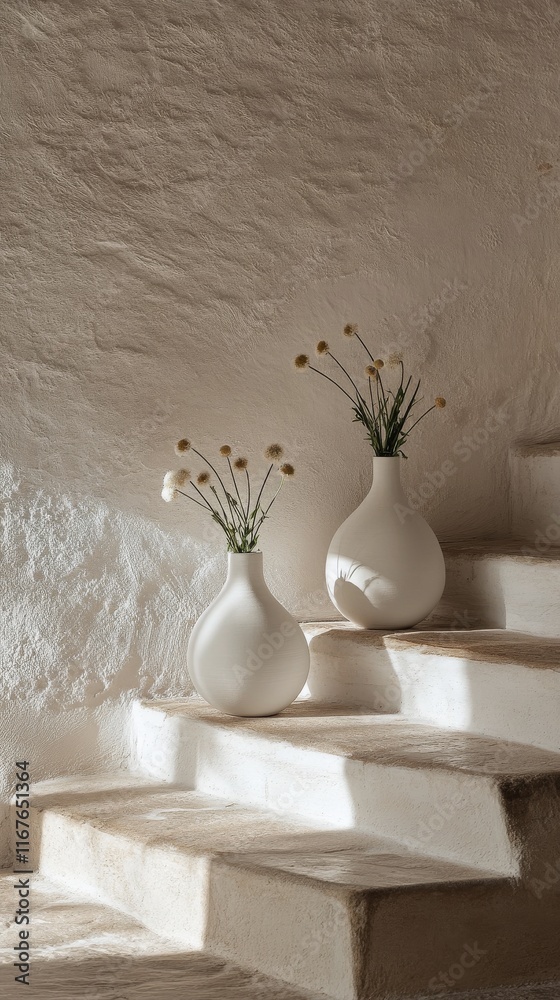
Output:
(161, 486), (178, 502)
(163, 469), (190, 489)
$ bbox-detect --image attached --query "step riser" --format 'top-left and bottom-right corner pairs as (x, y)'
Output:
(34, 807), (363, 999)
(132, 705), (518, 876)
(510, 448), (560, 543)
(396, 649), (560, 753)
(37, 811), (209, 948)
(364, 884), (560, 998)
(306, 632), (560, 753)
(435, 554), (560, 638)
(32, 805), (560, 999)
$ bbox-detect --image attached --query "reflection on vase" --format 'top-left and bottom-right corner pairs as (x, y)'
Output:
(326, 457), (445, 629)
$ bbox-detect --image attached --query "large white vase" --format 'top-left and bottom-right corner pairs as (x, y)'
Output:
(326, 456), (445, 629)
(187, 552), (310, 717)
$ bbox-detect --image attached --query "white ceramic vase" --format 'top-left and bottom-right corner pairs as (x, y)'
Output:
(326, 456), (445, 629)
(187, 552), (310, 717)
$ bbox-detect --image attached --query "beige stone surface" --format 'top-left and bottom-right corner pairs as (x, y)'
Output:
(432, 540), (560, 638)
(142, 700), (560, 776)
(303, 623), (560, 753)
(0, 874), (322, 999)
(133, 700), (560, 880)
(443, 540), (560, 563)
(1, 871), (558, 999)
(30, 777), (496, 888)
(385, 629), (560, 669)
(28, 783), (560, 998)
(510, 441), (560, 542)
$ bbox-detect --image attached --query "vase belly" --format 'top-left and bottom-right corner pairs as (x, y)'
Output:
(326, 457), (446, 629)
(188, 552), (310, 716)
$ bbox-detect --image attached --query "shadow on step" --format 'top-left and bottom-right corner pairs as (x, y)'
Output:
(0, 951), (309, 1000)
(202, 852), (560, 1000)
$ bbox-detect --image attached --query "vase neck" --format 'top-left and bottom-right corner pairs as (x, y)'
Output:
(226, 551), (265, 586)
(368, 456), (405, 500)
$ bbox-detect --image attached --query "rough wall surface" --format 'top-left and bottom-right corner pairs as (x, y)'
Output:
(1, 0), (560, 864)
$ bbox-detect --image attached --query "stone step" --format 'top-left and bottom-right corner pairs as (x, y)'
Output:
(132, 701), (560, 880)
(510, 442), (560, 543)
(304, 624), (560, 752)
(29, 777), (560, 999)
(0, 870), (319, 1000)
(435, 539), (560, 638)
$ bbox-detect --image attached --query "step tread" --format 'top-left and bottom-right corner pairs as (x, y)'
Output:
(32, 780), (504, 890)
(384, 628), (560, 669)
(306, 623), (560, 670)
(512, 440), (560, 457)
(443, 538), (560, 561)
(142, 700), (560, 778)
(0, 873), (319, 999)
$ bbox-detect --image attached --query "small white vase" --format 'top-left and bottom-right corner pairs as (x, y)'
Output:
(187, 552), (310, 717)
(326, 456), (445, 629)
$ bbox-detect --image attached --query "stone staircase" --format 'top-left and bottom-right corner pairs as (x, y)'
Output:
(4, 442), (560, 999)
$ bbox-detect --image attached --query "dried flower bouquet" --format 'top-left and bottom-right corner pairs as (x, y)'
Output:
(294, 324), (446, 458)
(162, 440), (294, 553)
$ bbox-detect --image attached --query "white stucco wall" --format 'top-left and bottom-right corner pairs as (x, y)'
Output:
(1, 0), (560, 865)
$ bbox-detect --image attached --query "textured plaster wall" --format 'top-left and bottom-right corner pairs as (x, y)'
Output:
(1, 0), (560, 864)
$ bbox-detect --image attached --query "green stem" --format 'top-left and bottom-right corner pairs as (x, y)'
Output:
(191, 446), (243, 535)
(327, 351), (367, 405)
(252, 463), (274, 516)
(354, 332), (377, 366)
(176, 490), (211, 510)
(245, 468), (251, 520)
(404, 404), (436, 434)
(308, 365), (357, 404)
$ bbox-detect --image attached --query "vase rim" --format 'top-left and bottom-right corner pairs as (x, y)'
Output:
(227, 550), (263, 556)
(371, 454), (401, 460)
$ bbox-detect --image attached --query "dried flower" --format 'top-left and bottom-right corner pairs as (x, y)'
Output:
(289, 327), (446, 457)
(265, 444), (284, 462)
(161, 437), (293, 551)
(164, 469), (190, 489)
(175, 438), (191, 455)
